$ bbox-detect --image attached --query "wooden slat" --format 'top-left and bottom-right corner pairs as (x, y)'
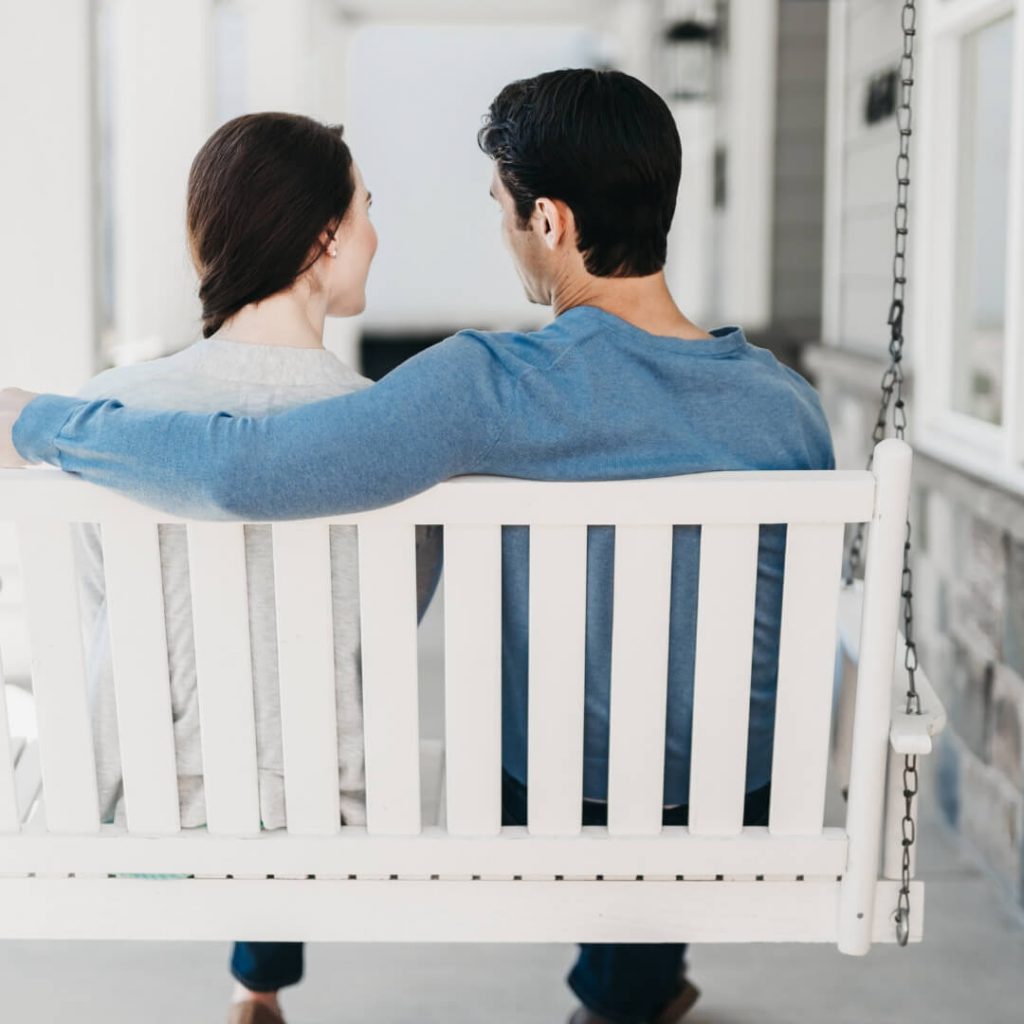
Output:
(186, 525), (260, 836)
(688, 524), (760, 836)
(527, 526), (588, 836)
(272, 522), (340, 836)
(14, 740), (41, 823)
(0, 877), (921, 945)
(16, 521), (100, 834)
(102, 522), (181, 835)
(0, 666), (19, 832)
(839, 438), (913, 955)
(769, 524), (845, 835)
(0, 823), (849, 879)
(443, 525), (502, 836)
(0, 468), (877, 529)
(358, 524), (421, 835)
(607, 526), (674, 836)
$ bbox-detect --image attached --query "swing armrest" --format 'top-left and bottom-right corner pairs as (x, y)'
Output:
(836, 580), (947, 757)
(889, 656), (946, 756)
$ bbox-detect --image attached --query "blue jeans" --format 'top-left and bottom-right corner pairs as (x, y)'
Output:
(231, 773), (772, 1023)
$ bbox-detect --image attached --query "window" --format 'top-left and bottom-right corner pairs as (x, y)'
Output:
(915, 0), (1024, 486)
(951, 15), (1013, 425)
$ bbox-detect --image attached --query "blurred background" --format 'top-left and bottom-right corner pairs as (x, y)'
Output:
(1, 1), (1023, 1017)
(0, 0), (825, 389)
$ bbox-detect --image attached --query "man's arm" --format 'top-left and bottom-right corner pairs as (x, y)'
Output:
(0, 388), (35, 468)
(7, 332), (514, 519)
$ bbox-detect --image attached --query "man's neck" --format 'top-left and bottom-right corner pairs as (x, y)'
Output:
(552, 271), (712, 341)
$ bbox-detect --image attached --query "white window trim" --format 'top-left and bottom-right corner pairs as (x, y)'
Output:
(821, 0), (848, 347)
(914, 0), (1024, 487)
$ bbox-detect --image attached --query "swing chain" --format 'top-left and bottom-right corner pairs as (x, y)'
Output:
(845, 0), (921, 948)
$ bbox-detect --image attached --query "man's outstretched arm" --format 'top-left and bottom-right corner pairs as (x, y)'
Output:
(6, 332), (513, 519)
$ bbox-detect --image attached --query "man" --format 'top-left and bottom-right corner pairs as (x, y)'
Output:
(2, 69), (833, 1024)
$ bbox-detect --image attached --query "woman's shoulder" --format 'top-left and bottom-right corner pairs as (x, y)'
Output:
(76, 346), (201, 402)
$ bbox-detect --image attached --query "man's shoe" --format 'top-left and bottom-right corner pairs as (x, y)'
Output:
(566, 978), (701, 1024)
(227, 1002), (286, 1024)
(653, 979), (701, 1024)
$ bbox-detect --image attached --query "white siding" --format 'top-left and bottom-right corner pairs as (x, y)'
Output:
(833, 0), (910, 352)
(772, 0), (830, 336)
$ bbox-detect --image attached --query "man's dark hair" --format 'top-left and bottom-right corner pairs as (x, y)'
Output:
(478, 69), (682, 278)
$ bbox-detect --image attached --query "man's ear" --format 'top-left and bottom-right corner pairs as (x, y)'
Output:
(534, 197), (573, 251)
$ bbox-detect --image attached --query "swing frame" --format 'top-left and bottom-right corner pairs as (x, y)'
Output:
(0, 439), (944, 953)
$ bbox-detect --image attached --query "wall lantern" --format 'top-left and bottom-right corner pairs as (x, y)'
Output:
(663, 17), (720, 101)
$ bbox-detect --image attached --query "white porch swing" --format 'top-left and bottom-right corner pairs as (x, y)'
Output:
(0, 0), (945, 956)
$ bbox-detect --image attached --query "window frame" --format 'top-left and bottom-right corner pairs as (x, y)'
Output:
(914, 0), (1024, 480)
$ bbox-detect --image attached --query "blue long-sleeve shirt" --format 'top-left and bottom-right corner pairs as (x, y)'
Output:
(14, 305), (834, 803)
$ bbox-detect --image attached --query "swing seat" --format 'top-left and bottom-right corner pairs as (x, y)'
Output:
(0, 439), (944, 954)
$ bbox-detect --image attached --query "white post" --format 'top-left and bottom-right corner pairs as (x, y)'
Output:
(667, 100), (716, 325)
(721, 0), (778, 331)
(317, 8), (363, 373)
(838, 439), (913, 954)
(605, 0), (663, 85)
(821, 0), (849, 347)
(0, 652), (18, 833)
(240, 0), (363, 370)
(0, 0), (95, 392)
(108, 0), (211, 363)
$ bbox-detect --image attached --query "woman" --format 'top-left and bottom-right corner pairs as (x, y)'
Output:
(74, 113), (440, 1022)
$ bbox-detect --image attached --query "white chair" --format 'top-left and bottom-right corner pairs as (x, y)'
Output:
(0, 438), (945, 953)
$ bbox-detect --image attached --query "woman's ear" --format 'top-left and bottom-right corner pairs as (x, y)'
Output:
(318, 222), (339, 259)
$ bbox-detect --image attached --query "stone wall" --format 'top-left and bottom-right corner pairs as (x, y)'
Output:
(808, 344), (1024, 912)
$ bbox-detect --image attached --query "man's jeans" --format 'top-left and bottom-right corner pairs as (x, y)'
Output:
(232, 774), (772, 1024)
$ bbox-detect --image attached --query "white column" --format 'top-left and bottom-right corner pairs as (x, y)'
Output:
(605, 0), (663, 85)
(238, 0), (362, 369)
(0, 1), (95, 393)
(109, 0), (211, 362)
(666, 100), (716, 325)
(309, 5), (362, 371)
(821, 0), (849, 346)
(240, 0), (315, 112)
(721, 0), (778, 331)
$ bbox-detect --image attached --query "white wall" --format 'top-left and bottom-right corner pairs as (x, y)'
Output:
(823, 0), (906, 353)
(0, 1), (95, 393)
(347, 24), (603, 333)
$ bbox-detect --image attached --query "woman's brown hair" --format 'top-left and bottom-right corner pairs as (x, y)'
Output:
(187, 112), (356, 338)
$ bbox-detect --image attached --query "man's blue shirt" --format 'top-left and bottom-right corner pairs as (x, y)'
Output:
(15, 305), (835, 803)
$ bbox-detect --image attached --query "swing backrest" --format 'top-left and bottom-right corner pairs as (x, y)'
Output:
(0, 440), (911, 948)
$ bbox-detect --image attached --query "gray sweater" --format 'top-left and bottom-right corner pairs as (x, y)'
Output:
(76, 337), (441, 828)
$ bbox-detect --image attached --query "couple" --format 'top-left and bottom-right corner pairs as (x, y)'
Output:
(1, 68), (833, 1024)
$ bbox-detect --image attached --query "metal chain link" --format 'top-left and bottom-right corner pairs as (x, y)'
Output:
(844, 0), (921, 948)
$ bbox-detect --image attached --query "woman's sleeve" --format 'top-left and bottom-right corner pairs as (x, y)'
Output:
(12, 333), (513, 520)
